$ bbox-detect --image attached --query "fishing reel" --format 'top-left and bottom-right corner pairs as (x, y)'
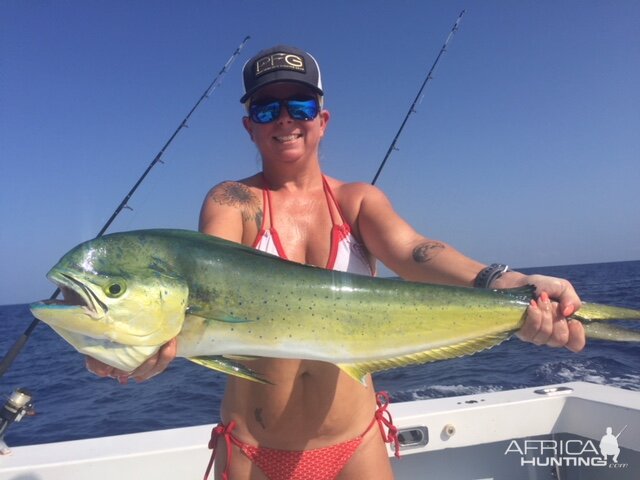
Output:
(0, 388), (35, 455)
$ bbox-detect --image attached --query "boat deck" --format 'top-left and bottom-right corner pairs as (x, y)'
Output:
(1, 382), (638, 479)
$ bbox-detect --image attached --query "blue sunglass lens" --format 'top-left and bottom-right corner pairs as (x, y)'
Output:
(287, 99), (318, 121)
(251, 101), (281, 123)
(250, 98), (319, 124)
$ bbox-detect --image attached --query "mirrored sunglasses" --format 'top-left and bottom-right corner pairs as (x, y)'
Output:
(249, 97), (319, 124)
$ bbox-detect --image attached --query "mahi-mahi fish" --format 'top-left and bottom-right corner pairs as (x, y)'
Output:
(30, 229), (640, 384)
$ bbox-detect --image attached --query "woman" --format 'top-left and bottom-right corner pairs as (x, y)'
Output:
(87, 45), (585, 479)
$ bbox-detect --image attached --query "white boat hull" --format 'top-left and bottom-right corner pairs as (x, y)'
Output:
(1, 382), (638, 479)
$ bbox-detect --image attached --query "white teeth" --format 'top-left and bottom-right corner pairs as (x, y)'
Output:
(275, 134), (301, 143)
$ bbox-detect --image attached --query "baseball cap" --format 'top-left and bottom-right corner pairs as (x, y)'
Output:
(240, 45), (324, 103)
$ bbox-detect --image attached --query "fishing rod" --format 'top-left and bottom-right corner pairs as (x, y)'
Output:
(0, 36), (251, 379)
(371, 10), (465, 185)
(615, 425), (628, 439)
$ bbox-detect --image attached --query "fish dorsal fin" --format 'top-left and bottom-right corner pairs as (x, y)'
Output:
(187, 355), (271, 384)
(337, 331), (514, 385)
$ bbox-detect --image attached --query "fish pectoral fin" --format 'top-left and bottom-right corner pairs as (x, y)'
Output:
(215, 315), (252, 323)
(338, 332), (514, 383)
(187, 355), (272, 384)
(186, 306), (252, 323)
(149, 256), (181, 279)
(223, 354), (261, 361)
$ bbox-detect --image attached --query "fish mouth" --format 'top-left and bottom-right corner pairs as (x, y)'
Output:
(39, 271), (108, 319)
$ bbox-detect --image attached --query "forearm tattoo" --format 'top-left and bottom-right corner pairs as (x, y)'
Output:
(210, 182), (263, 230)
(412, 241), (445, 263)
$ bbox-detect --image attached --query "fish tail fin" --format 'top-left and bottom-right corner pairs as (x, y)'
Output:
(571, 302), (640, 342)
(571, 302), (640, 322)
(582, 323), (640, 342)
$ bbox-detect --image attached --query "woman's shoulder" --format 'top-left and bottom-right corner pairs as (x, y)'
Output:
(201, 173), (264, 213)
(323, 176), (392, 226)
(324, 175), (387, 202)
(203, 174), (262, 200)
(199, 173), (264, 241)
(208, 173), (262, 191)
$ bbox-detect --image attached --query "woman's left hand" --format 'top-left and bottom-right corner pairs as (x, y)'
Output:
(494, 273), (586, 352)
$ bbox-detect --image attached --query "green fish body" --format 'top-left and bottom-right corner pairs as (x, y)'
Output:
(30, 229), (640, 384)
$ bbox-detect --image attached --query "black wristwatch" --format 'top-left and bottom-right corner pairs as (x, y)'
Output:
(474, 263), (510, 288)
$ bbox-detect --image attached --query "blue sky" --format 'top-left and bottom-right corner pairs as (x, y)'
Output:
(1, 1), (639, 305)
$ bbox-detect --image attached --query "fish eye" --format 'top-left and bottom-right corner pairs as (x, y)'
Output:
(105, 280), (126, 298)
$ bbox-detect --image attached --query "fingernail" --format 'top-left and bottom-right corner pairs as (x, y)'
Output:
(563, 304), (575, 317)
(117, 376), (129, 385)
(541, 292), (550, 303)
(529, 300), (537, 308)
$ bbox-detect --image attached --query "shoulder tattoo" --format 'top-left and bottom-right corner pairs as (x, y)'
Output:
(412, 241), (445, 263)
(210, 182), (263, 227)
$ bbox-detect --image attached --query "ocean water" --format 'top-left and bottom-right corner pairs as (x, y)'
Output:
(1, 261), (639, 447)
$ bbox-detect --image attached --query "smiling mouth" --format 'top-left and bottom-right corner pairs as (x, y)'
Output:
(42, 272), (107, 319)
(274, 134), (302, 143)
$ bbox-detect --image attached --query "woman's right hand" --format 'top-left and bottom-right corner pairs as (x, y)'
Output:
(85, 338), (178, 384)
